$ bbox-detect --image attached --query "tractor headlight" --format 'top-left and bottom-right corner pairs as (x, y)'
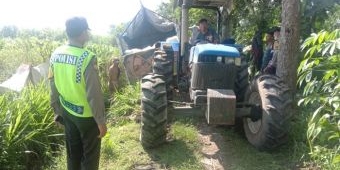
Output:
(235, 58), (241, 66)
(225, 58), (234, 64)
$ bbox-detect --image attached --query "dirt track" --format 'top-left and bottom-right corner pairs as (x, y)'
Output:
(198, 122), (234, 170)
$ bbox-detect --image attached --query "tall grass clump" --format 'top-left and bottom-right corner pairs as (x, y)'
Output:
(107, 83), (141, 125)
(298, 29), (340, 169)
(0, 83), (63, 169)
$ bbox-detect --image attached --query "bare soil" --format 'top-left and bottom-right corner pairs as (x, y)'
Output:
(197, 122), (235, 170)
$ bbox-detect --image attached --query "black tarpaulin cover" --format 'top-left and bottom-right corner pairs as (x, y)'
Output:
(119, 6), (176, 52)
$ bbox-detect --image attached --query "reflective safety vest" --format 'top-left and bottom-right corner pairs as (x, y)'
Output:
(50, 45), (95, 118)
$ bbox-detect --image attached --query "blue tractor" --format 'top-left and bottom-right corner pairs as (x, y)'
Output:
(120, 0), (293, 151)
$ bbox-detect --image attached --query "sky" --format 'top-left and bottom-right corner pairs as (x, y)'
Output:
(0, 0), (168, 35)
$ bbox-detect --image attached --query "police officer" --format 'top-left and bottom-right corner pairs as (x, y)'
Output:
(49, 16), (107, 170)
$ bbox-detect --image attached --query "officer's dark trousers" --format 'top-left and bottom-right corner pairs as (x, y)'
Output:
(61, 108), (101, 170)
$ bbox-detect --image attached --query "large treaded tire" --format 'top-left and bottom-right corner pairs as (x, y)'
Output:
(235, 59), (249, 102)
(153, 50), (173, 100)
(140, 74), (167, 148)
(243, 74), (293, 150)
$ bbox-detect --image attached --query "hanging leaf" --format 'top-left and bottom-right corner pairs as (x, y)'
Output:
(318, 31), (327, 44)
(311, 107), (323, 122)
(329, 41), (337, 55)
(312, 33), (319, 45)
(307, 122), (316, 140)
(302, 36), (315, 50)
(323, 70), (336, 81)
(322, 42), (332, 56)
(336, 39), (340, 50)
(306, 71), (313, 82)
(332, 155), (340, 164)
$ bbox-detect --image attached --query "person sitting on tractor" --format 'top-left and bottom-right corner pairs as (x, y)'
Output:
(261, 27), (277, 71)
(263, 26), (281, 74)
(195, 18), (219, 44)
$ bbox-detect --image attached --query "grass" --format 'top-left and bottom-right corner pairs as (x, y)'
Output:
(45, 83), (318, 170)
(46, 113), (313, 170)
(47, 120), (203, 170)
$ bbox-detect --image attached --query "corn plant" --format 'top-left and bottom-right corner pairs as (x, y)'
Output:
(86, 44), (122, 93)
(298, 29), (340, 169)
(0, 37), (61, 82)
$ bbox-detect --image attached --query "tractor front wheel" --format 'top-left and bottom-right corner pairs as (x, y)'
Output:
(140, 74), (168, 148)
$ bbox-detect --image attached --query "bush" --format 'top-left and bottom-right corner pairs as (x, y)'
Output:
(0, 83), (63, 169)
(298, 29), (340, 169)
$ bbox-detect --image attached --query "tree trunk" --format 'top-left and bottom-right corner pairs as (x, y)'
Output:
(277, 0), (300, 92)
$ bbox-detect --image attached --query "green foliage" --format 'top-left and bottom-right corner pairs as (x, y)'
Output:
(18, 28), (66, 42)
(107, 83), (141, 125)
(108, 23), (126, 47)
(300, 0), (340, 38)
(324, 4), (340, 31)
(86, 43), (122, 95)
(48, 119), (202, 170)
(189, 8), (217, 28)
(0, 37), (61, 82)
(298, 29), (340, 169)
(0, 83), (63, 169)
(231, 0), (281, 44)
(156, 0), (177, 21)
(0, 25), (19, 38)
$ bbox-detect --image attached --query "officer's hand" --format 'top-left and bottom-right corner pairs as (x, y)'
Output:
(98, 124), (107, 138)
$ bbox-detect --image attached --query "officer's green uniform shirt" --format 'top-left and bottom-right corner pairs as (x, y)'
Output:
(49, 45), (106, 125)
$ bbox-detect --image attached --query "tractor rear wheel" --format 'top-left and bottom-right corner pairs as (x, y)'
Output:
(153, 50), (173, 100)
(140, 74), (167, 148)
(243, 74), (293, 150)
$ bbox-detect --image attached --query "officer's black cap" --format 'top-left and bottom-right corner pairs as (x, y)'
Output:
(65, 17), (90, 38)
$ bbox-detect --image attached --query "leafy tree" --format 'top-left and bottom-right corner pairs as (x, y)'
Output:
(109, 23), (126, 46)
(323, 4), (340, 31)
(0, 25), (19, 38)
(156, 0), (179, 22)
(298, 29), (340, 169)
(157, 0), (217, 29)
(18, 28), (66, 42)
(230, 0), (282, 44)
(300, 0), (340, 38)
